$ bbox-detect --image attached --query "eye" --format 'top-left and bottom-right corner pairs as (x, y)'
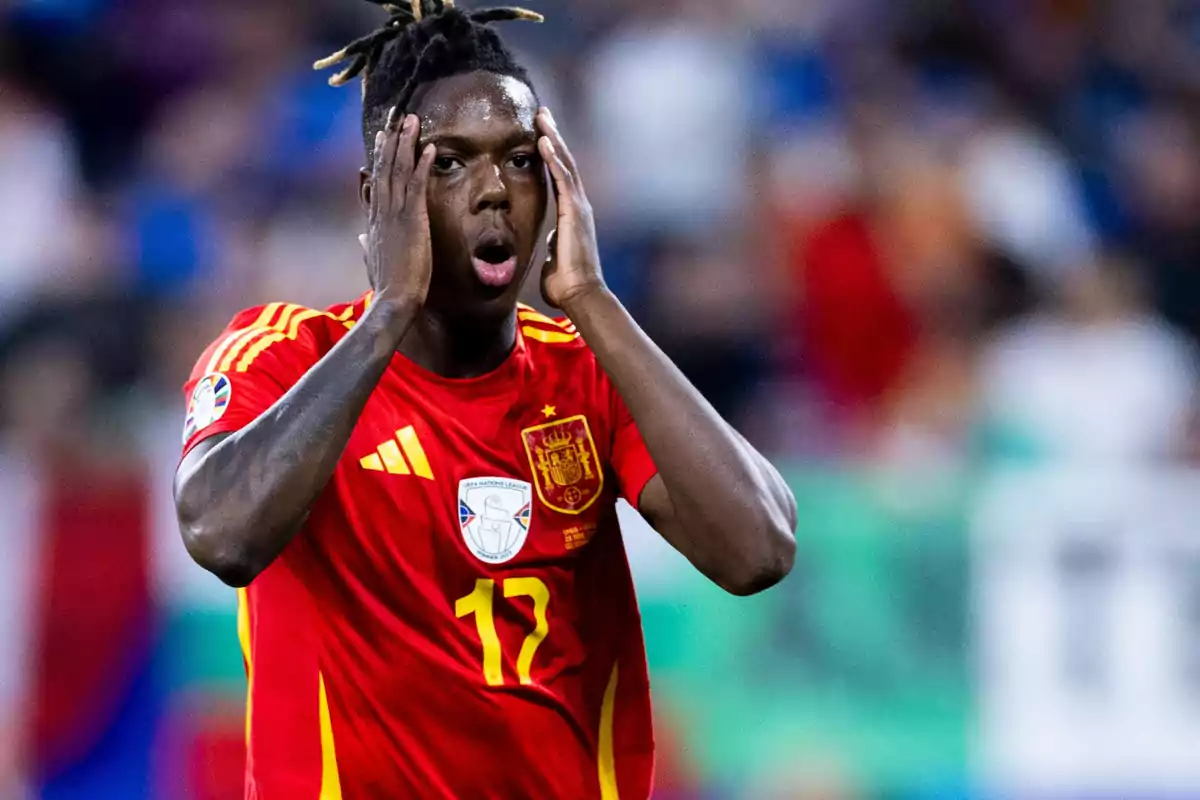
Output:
(433, 155), (463, 174)
(508, 152), (537, 171)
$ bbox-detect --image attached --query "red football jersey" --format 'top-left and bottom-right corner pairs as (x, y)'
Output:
(180, 293), (659, 799)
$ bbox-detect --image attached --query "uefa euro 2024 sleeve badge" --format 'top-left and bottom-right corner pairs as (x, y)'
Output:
(521, 415), (603, 515)
(183, 373), (232, 444)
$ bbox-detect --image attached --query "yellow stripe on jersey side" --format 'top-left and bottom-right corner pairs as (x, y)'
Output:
(237, 588), (254, 747)
(318, 672), (344, 800)
(598, 663), (620, 799)
(522, 326), (579, 344)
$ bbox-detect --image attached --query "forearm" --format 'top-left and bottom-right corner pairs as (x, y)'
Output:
(562, 288), (797, 591)
(174, 299), (417, 586)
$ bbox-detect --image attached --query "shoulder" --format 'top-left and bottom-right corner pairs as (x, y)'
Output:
(514, 303), (625, 413)
(516, 304), (586, 352)
(194, 293), (372, 379)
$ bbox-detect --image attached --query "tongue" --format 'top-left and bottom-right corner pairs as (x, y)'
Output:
(472, 255), (518, 288)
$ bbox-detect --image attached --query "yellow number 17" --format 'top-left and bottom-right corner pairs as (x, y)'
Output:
(455, 578), (550, 687)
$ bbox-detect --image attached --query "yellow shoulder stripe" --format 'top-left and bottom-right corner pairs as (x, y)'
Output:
(223, 304), (308, 373)
(522, 326), (579, 345)
(517, 308), (574, 331)
(235, 306), (324, 373)
(209, 299), (368, 376)
(206, 303), (285, 374)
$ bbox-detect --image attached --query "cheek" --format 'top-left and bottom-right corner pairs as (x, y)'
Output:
(513, 181), (549, 242)
(427, 186), (467, 248)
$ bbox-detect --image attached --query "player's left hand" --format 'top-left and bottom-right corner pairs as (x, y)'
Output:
(537, 108), (606, 311)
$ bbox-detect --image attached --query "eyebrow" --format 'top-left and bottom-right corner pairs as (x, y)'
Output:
(418, 130), (538, 152)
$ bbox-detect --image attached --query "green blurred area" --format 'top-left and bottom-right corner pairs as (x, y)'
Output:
(164, 467), (973, 793)
(641, 467), (972, 792)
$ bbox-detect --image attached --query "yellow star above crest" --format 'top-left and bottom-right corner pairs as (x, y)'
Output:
(541, 404), (557, 418)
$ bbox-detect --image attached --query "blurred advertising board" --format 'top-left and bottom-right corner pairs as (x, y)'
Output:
(974, 467), (1200, 797)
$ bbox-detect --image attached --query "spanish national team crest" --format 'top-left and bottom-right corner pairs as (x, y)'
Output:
(183, 373), (231, 444)
(521, 414), (603, 515)
(458, 477), (533, 564)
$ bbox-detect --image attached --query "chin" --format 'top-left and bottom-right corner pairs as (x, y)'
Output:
(431, 275), (525, 324)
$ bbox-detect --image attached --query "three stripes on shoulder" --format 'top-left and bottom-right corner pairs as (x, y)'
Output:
(205, 303), (358, 375)
(517, 306), (579, 344)
(209, 302), (576, 377)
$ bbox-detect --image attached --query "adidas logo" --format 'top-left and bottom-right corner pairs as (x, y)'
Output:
(359, 426), (434, 480)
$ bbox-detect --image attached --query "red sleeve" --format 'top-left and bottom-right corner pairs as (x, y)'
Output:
(605, 377), (658, 511)
(180, 303), (323, 458)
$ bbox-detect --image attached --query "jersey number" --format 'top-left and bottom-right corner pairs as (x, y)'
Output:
(455, 578), (550, 686)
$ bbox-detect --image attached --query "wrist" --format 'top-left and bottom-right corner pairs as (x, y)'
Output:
(363, 292), (421, 349)
(558, 282), (614, 321)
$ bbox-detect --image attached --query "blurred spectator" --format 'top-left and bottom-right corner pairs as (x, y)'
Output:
(581, 3), (757, 236)
(980, 254), (1199, 462)
(0, 74), (79, 320)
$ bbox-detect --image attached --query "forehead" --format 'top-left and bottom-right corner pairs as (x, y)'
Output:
(413, 72), (537, 142)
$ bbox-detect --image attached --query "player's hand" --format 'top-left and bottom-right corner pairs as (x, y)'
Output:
(536, 108), (606, 311)
(361, 108), (437, 311)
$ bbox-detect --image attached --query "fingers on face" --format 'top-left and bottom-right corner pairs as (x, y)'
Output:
(371, 111), (422, 217)
(537, 108), (579, 175)
(393, 114), (420, 191)
(371, 129), (388, 219)
(406, 144), (436, 212)
(538, 136), (574, 201)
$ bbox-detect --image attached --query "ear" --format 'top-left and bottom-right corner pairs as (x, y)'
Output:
(359, 168), (372, 210)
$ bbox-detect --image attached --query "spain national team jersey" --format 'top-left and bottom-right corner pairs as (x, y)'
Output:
(180, 292), (658, 799)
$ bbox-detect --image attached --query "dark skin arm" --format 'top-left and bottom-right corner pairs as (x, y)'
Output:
(537, 108), (797, 595)
(174, 112), (436, 587)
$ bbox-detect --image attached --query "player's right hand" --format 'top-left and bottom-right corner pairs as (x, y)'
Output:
(362, 108), (437, 311)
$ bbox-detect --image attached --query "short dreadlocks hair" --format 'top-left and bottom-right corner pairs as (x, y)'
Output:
(315, 0), (543, 165)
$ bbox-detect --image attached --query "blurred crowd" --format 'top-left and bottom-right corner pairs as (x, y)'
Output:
(2, 0), (1200, 796)
(2, 0), (1199, 466)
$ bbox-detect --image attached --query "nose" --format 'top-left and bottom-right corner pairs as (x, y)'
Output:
(471, 161), (510, 214)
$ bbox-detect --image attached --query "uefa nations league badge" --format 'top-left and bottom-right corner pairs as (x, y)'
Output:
(458, 477), (533, 564)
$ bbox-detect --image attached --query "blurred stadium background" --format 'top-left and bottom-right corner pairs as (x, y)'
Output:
(2, 0), (1200, 797)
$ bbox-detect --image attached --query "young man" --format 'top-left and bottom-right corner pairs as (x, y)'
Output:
(174, 1), (797, 796)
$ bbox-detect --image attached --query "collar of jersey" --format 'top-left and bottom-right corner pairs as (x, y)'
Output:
(388, 325), (528, 396)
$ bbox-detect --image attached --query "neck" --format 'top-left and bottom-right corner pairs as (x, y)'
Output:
(396, 307), (517, 379)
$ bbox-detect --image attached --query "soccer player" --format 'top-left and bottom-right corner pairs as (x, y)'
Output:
(173, 1), (797, 796)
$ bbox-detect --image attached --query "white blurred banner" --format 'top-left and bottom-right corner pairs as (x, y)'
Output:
(974, 467), (1200, 795)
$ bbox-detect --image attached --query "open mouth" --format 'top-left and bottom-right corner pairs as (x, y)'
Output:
(471, 241), (518, 288)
